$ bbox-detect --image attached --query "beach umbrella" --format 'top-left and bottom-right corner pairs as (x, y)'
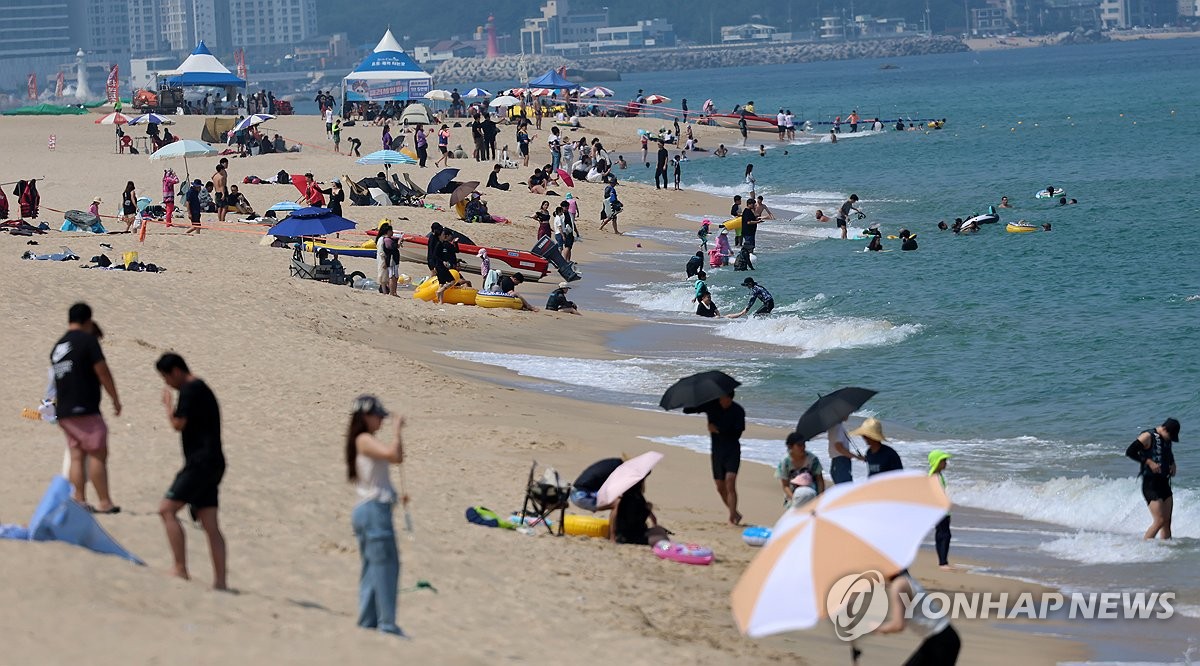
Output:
(267, 200), (302, 213)
(658, 370), (741, 411)
(596, 452), (664, 508)
(730, 471), (950, 645)
(794, 388), (878, 443)
(556, 169), (574, 187)
(234, 113), (274, 131)
(148, 139), (217, 180)
(426, 168), (459, 195)
(268, 207), (356, 237)
(644, 94), (670, 105)
(356, 149), (416, 174)
(489, 95), (520, 108)
(464, 88), (490, 98)
(424, 89), (453, 102)
(449, 181), (479, 207)
(581, 86), (614, 98)
(94, 111), (130, 125)
(128, 112), (173, 125)
(530, 88), (553, 97)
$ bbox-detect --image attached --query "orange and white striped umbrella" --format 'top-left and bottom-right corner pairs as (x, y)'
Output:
(731, 470), (950, 638)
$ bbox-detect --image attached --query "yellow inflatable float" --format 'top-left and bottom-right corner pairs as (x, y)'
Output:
(563, 515), (610, 538)
(413, 272), (477, 305)
(722, 215), (742, 232)
(475, 293), (524, 309)
(1006, 222), (1039, 233)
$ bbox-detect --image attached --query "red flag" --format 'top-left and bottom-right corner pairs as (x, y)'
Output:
(27, 73), (38, 100)
(106, 64), (119, 103)
(235, 48), (248, 80)
(54, 71), (64, 98)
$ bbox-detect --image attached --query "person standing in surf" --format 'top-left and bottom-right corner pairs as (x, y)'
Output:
(835, 194), (863, 240)
(1126, 418), (1180, 540)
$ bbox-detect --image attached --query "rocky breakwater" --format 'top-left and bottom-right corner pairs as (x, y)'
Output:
(433, 55), (573, 86)
(583, 36), (968, 72)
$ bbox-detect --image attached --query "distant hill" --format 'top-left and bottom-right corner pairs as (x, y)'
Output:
(317, 0), (973, 49)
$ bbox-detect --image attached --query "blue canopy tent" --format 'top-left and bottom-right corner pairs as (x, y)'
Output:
(528, 69), (577, 90)
(166, 41), (246, 88)
(343, 29), (433, 108)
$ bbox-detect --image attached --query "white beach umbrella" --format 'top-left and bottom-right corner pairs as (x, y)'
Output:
(424, 89), (453, 102)
(464, 88), (490, 98)
(234, 113), (274, 131)
(148, 139), (218, 179)
(128, 113), (174, 125)
(94, 112), (130, 125)
(489, 95), (520, 108)
(581, 86), (614, 98)
(644, 94), (670, 105)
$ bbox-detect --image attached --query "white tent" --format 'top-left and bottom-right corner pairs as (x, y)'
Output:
(343, 30), (433, 104)
(166, 41), (245, 88)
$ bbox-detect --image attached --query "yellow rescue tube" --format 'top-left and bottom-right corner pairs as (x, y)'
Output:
(413, 272), (477, 305)
(564, 515), (610, 538)
(1006, 223), (1038, 233)
(722, 215), (742, 232)
(475, 293), (523, 309)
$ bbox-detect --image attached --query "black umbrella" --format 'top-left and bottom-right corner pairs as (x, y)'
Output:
(659, 371), (741, 411)
(427, 168), (459, 195)
(794, 387), (877, 442)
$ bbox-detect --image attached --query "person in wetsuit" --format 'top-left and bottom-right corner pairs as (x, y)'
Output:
(1126, 418), (1180, 540)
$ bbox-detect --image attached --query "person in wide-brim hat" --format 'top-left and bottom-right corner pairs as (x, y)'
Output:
(850, 417), (903, 478)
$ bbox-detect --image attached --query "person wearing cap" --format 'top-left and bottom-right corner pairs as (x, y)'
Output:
(928, 450), (954, 569)
(545, 282), (580, 315)
(696, 219), (711, 251)
(776, 432), (825, 508)
(725, 277), (774, 319)
(344, 394), (407, 636)
(88, 195), (102, 218)
(714, 227), (732, 266)
(317, 179), (344, 217)
(185, 179), (203, 235)
(156, 352), (226, 589)
(1126, 418), (1181, 540)
(685, 251), (704, 279)
(851, 418), (902, 477)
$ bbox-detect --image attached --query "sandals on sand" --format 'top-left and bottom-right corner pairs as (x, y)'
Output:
(85, 504), (121, 515)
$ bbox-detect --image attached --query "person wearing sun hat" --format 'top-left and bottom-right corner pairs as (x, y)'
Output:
(1126, 417), (1181, 540)
(928, 449), (954, 569)
(88, 196), (102, 218)
(697, 218), (711, 251)
(849, 417), (903, 477)
(545, 282), (580, 315)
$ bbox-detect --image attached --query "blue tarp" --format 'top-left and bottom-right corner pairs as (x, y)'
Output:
(528, 70), (576, 89)
(0, 476), (143, 564)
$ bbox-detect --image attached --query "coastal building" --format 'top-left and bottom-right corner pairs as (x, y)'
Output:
(412, 40), (479, 65)
(1040, 0), (1103, 30)
(519, 0), (609, 54)
(164, 0), (232, 53)
(851, 15), (911, 36)
(971, 6), (1011, 34)
(819, 16), (846, 39)
(129, 0), (169, 58)
(720, 23), (782, 42)
(228, 0), (319, 48)
(80, 0), (132, 64)
(0, 1), (74, 89)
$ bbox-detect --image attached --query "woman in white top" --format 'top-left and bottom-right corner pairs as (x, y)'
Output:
(878, 570), (961, 664)
(744, 163), (756, 199)
(345, 394), (406, 637)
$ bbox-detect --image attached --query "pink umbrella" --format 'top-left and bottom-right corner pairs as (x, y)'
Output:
(645, 94), (670, 104)
(596, 452), (663, 508)
(557, 168), (574, 187)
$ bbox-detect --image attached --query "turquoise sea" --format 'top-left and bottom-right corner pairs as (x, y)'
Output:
(451, 39), (1200, 660)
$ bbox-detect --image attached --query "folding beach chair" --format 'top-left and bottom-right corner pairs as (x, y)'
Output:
(519, 461), (571, 536)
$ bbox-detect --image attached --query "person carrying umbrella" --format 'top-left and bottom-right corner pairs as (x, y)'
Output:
(695, 391), (745, 526)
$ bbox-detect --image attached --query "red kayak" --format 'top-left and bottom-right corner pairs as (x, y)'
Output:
(398, 233), (550, 281)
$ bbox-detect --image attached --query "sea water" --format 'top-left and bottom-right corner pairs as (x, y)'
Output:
(448, 40), (1200, 658)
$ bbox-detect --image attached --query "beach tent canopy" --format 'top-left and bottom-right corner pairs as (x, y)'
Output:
(3, 103), (88, 116)
(166, 41), (246, 88)
(528, 69), (576, 89)
(343, 29), (433, 103)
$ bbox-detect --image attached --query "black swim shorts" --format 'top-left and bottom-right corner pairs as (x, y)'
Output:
(711, 445), (741, 480)
(836, 217), (848, 228)
(166, 461), (225, 519)
(755, 300), (775, 316)
(1142, 476), (1172, 504)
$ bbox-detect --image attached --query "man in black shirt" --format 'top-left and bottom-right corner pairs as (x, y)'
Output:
(654, 141), (669, 189)
(689, 392), (745, 525)
(51, 302), (122, 513)
(156, 353), (227, 590)
(741, 205), (759, 248)
(850, 418), (903, 477)
(481, 113), (498, 161)
(425, 222), (443, 277)
(499, 273), (536, 311)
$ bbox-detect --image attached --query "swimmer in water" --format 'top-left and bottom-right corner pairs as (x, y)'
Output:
(938, 220), (949, 230)
(999, 196), (1012, 208)
(1058, 196), (1068, 206)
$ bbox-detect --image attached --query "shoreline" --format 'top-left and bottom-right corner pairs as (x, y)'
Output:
(0, 112), (1094, 664)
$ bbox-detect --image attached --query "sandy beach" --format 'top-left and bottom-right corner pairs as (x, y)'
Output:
(0, 113), (1088, 664)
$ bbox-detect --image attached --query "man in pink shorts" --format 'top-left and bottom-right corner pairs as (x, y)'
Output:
(50, 302), (123, 513)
